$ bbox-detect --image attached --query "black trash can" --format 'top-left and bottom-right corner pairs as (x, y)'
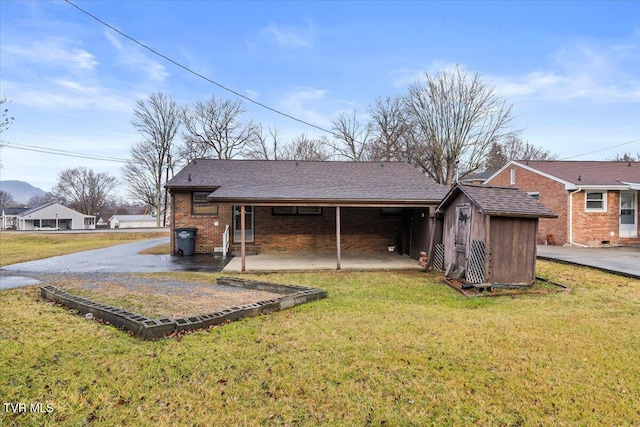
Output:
(174, 227), (197, 256)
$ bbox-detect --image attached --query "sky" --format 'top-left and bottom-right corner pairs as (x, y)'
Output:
(1, 0), (639, 196)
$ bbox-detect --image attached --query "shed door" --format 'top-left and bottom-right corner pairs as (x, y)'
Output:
(454, 204), (472, 267)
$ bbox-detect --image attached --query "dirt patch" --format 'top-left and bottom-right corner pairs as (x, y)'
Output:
(56, 278), (281, 318)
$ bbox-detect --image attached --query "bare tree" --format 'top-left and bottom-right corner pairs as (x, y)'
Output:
(368, 95), (411, 162)
(122, 92), (181, 226)
(610, 151), (640, 162)
(0, 190), (16, 210)
(404, 66), (515, 186)
(181, 95), (260, 161)
(0, 96), (13, 135)
(243, 126), (282, 160)
(329, 110), (371, 161)
(281, 134), (332, 161)
(27, 192), (59, 207)
(0, 97), (15, 169)
(484, 135), (557, 171)
(53, 167), (118, 215)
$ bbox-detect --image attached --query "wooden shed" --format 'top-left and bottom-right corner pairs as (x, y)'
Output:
(435, 184), (557, 287)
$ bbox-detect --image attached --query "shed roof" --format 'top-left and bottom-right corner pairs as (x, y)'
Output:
(437, 184), (557, 218)
(165, 159), (449, 206)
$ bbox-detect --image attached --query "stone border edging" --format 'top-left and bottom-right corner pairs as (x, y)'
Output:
(40, 277), (327, 340)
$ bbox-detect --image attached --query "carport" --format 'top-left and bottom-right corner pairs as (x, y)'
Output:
(166, 159), (449, 272)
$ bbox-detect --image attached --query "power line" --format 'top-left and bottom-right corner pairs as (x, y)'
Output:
(64, 0), (340, 139)
(560, 138), (640, 160)
(0, 141), (128, 163)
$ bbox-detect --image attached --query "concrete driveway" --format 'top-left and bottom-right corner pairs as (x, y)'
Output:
(0, 238), (232, 289)
(537, 245), (640, 279)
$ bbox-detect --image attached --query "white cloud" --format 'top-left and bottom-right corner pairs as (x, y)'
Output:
(4, 37), (98, 71)
(3, 79), (132, 112)
(493, 38), (640, 103)
(245, 89), (260, 99)
(279, 87), (331, 126)
(257, 21), (315, 49)
(104, 31), (169, 82)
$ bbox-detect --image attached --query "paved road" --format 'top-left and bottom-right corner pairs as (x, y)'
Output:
(0, 238), (232, 289)
(537, 245), (640, 279)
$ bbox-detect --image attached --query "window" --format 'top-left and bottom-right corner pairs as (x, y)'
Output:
(272, 206), (322, 216)
(527, 192), (540, 200)
(192, 192), (218, 215)
(585, 191), (607, 212)
(510, 167), (516, 185)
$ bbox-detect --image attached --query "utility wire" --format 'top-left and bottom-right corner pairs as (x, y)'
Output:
(0, 141), (129, 163)
(64, 0), (341, 139)
(559, 138), (640, 160)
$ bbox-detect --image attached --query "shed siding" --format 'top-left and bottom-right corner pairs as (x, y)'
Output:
(443, 193), (482, 269)
(488, 165), (568, 244)
(489, 217), (538, 285)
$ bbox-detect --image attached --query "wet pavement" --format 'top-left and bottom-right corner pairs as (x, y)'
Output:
(537, 245), (640, 279)
(0, 238), (233, 289)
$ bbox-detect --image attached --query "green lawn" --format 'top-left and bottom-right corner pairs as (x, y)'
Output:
(1, 262), (639, 426)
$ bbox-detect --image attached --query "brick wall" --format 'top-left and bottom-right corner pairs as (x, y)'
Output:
(171, 191), (232, 254)
(171, 191), (402, 254)
(488, 167), (640, 246)
(571, 190), (640, 246)
(252, 207), (402, 253)
(488, 165), (568, 244)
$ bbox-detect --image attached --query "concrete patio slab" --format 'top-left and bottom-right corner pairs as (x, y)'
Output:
(537, 245), (640, 279)
(222, 251), (421, 272)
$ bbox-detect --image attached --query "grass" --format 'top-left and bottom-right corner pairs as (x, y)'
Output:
(138, 243), (171, 255)
(1, 262), (640, 426)
(0, 231), (168, 266)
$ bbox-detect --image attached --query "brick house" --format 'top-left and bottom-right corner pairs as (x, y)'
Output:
(485, 161), (640, 246)
(165, 159), (448, 268)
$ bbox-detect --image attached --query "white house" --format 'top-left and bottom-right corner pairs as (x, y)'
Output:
(108, 214), (158, 229)
(1, 207), (30, 230)
(16, 203), (96, 230)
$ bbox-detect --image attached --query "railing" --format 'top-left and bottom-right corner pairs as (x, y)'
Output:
(222, 224), (230, 257)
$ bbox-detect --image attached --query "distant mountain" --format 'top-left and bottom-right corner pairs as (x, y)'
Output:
(0, 180), (48, 204)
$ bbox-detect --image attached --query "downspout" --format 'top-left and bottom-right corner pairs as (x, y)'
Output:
(569, 187), (588, 247)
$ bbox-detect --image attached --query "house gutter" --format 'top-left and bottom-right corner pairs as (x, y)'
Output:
(568, 187), (588, 247)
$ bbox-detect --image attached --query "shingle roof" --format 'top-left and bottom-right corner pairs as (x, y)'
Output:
(513, 160), (640, 186)
(438, 184), (557, 218)
(165, 159), (449, 205)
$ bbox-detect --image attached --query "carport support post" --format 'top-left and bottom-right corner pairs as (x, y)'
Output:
(336, 206), (341, 270)
(241, 205), (246, 272)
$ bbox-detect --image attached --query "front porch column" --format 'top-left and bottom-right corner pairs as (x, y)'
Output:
(336, 206), (341, 270)
(241, 205), (246, 272)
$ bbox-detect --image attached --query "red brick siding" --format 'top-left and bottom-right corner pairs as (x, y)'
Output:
(252, 207), (402, 253)
(488, 168), (640, 246)
(488, 166), (568, 244)
(571, 190), (640, 246)
(170, 191), (402, 254)
(171, 192), (233, 254)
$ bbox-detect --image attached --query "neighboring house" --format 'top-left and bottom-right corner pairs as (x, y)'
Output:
(109, 215), (158, 229)
(1, 207), (30, 230)
(436, 184), (556, 286)
(459, 169), (496, 185)
(165, 159), (449, 268)
(485, 160), (640, 247)
(16, 203), (96, 230)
